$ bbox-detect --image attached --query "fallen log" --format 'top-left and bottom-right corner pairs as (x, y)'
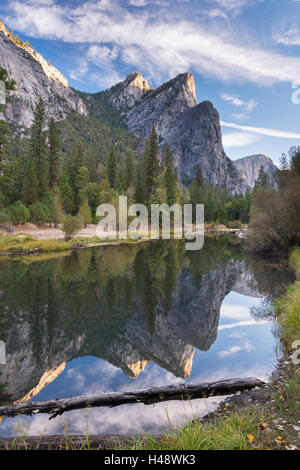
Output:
(0, 377), (264, 420)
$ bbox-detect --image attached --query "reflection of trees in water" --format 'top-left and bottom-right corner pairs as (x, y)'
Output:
(0, 238), (242, 355)
(245, 255), (295, 302)
(0, 237), (292, 389)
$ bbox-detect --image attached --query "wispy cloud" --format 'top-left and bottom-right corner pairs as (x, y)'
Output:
(4, 0), (300, 86)
(218, 320), (268, 330)
(221, 121), (300, 139)
(274, 29), (300, 46)
(222, 131), (261, 147)
(218, 340), (254, 357)
(221, 93), (258, 119)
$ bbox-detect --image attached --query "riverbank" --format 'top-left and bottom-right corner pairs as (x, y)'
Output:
(0, 223), (245, 256)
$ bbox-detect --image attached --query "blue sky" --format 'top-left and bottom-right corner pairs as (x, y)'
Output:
(1, 0), (300, 163)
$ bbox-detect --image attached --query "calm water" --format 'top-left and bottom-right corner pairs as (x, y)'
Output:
(0, 237), (293, 437)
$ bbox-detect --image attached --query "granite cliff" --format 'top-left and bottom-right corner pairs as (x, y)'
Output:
(104, 72), (245, 192)
(233, 154), (278, 189)
(0, 21), (86, 128)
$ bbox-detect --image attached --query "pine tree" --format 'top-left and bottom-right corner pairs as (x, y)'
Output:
(79, 199), (92, 228)
(164, 146), (177, 206)
(125, 153), (135, 189)
(59, 173), (76, 215)
(134, 165), (145, 204)
(195, 165), (204, 188)
(0, 120), (11, 193)
(145, 125), (159, 199)
(75, 166), (91, 193)
(48, 118), (60, 190)
(0, 66), (16, 112)
(23, 161), (38, 205)
(163, 144), (173, 169)
(30, 98), (48, 199)
(254, 165), (268, 190)
(107, 145), (117, 188)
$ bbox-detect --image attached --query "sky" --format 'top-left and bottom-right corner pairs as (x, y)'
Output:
(1, 0), (300, 163)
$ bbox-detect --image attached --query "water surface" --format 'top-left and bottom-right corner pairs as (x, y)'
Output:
(0, 237), (293, 436)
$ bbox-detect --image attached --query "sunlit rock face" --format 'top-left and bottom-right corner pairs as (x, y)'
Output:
(0, 318), (85, 404)
(106, 72), (151, 110)
(233, 154), (278, 189)
(0, 23), (87, 128)
(106, 72), (244, 192)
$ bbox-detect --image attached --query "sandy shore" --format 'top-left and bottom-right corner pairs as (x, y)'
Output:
(7, 223), (98, 240)
(3, 223), (246, 241)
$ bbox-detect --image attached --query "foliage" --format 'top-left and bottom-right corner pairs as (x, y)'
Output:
(79, 200), (92, 227)
(9, 201), (29, 225)
(29, 202), (50, 226)
(247, 162), (300, 254)
(62, 215), (82, 240)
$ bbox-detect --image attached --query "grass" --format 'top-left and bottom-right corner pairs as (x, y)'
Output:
(275, 248), (300, 348)
(123, 409), (261, 451)
(0, 234), (149, 255)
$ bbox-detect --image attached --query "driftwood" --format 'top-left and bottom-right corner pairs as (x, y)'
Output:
(0, 378), (264, 420)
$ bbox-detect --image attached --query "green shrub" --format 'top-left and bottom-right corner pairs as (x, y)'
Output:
(0, 208), (12, 224)
(227, 220), (242, 229)
(29, 202), (50, 226)
(78, 200), (92, 228)
(62, 215), (82, 241)
(9, 201), (29, 225)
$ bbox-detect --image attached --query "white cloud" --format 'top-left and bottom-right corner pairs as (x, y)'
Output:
(218, 340), (254, 358)
(221, 121), (300, 139)
(87, 45), (119, 64)
(275, 29), (300, 47)
(222, 131), (261, 147)
(221, 93), (258, 119)
(5, 0), (300, 86)
(128, 0), (148, 6)
(218, 320), (268, 330)
(220, 304), (252, 320)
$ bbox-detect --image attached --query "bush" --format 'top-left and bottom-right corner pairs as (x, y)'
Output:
(78, 200), (92, 228)
(247, 170), (300, 254)
(0, 208), (11, 224)
(29, 202), (51, 226)
(9, 201), (29, 225)
(227, 220), (242, 229)
(62, 215), (82, 241)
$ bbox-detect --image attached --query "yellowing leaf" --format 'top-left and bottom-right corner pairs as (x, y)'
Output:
(247, 434), (255, 444)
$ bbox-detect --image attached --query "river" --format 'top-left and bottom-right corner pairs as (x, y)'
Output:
(0, 236), (294, 437)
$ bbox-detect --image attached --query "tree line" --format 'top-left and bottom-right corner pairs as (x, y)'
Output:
(0, 65), (257, 234)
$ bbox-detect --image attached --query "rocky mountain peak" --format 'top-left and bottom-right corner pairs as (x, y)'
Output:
(124, 71), (150, 90)
(233, 154), (278, 189)
(106, 71), (150, 110)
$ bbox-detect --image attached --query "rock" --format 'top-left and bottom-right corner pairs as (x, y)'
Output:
(106, 72), (245, 193)
(106, 71), (150, 110)
(233, 154), (278, 189)
(0, 22), (87, 128)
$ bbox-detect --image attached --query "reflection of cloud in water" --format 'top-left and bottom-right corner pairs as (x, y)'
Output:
(218, 320), (268, 330)
(0, 362), (274, 437)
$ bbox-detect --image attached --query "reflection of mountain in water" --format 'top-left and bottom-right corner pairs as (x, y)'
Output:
(233, 267), (263, 298)
(0, 238), (288, 404)
(104, 260), (244, 378)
